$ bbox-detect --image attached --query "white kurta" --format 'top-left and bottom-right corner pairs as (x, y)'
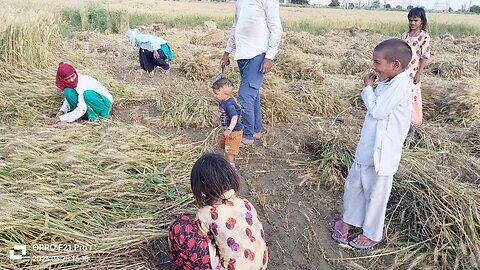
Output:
(225, 0), (283, 60)
(59, 74), (113, 123)
(355, 71), (412, 176)
(343, 71), (412, 242)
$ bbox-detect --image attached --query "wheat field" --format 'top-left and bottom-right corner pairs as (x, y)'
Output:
(1, 0), (479, 269)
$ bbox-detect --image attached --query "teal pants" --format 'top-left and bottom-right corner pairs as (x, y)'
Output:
(64, 88), (112, 121)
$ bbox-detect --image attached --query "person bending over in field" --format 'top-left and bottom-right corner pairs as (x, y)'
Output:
(332, 39), (412, 249)
(49, 62), (117, 124)
(125, 28), (173, 73)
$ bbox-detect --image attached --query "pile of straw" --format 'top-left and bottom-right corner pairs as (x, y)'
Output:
(189, 29), (225, 48)
(274, 49), (325, 83)
(301, 124), (358, 192)
(388, 150), (480, 269)
(155, 92), (216, 129)
(340, 50), (370, 75)
(0, 123), (197, 269)
(429, 60), (476, 79)
(287, 80), (347, 116)
(464, 123), (480, 157)
(260, 87), (297, 124)
(420, 78), (448, 121)
(441, 76), (480, 126)
(283, 31), (334, 56)
(179, 50), (217, 82)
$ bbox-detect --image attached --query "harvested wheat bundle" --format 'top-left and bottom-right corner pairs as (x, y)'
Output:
(274, 49), (325, 83)
(343, 82), (367, 110)
(262, 72), (287, 91)
(189, 29), (225, 48)
(340, 50), (370, 75)
(0, 15), (59, 79)
(420, 77), (449, 121)
(155, 92), (216, 129)
(387, 150), (480, 269)
(404, 123), (466, 153)
(283, 31), (335, 56)
(429, 60), (476, 79)
(179, 50), (217, 82)
(0, 123), (197, 269)
(441, 76), (480, 126)
(464, 123), (480, 157)
(287, 80), (347, 116)
(260, 87), (297, 124)
(320, 58), (342, 75)
(300, 124), (357, 192)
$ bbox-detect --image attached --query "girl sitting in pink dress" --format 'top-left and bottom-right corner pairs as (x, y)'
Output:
(168, 153), (268, 269)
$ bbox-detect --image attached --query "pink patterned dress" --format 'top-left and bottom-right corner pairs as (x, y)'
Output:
(197, 189), (268, 270)
(402, 30), (431, 126)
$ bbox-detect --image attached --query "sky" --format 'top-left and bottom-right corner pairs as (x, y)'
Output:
(308, 0), (480, 10)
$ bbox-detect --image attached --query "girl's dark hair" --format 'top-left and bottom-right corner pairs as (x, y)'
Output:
(190, 153), (240, 206)
(408, 7), (427, 30)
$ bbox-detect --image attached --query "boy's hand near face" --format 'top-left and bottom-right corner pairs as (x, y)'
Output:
(364, 72), (377, 87)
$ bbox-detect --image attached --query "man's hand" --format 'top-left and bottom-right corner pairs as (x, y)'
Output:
(260, 59), (273, 74)
(364, 72), (377, 87)
(413, 72), (421, 84)
(49, 117), (61, 125)
(220, 52), (230, 69)
(153, 50), (160, 60)
(223, 129), (232, 138)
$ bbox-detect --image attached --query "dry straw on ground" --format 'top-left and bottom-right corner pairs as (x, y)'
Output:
(464, 123), (480, 157)
(154, 91), (216, 129)
(260, 87), (297, 124)
(441, 75), (480, 126)
(287, 80), (347, 116)
(388, 150), (480, 269)
(429, 59), (476, 79)
(274, 49), (325, 83)
(179, 49), (217, 82)
(0, 123), (197, 269)
(300, 123), (358, 192)
(340, 50), (370, 75)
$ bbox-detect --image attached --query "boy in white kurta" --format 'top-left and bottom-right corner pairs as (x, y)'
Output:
(332, 39), (413, 249)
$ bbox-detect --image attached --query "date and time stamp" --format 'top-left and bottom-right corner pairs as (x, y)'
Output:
(9, 243), (92, 263)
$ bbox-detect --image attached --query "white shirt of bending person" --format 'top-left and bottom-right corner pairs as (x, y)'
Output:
(58, 74), (114, 123)
(225, 0), (283, 61)
(354, 71), (412, 176)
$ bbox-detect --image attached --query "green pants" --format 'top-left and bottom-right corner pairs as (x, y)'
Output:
(64, 88), (112, 121)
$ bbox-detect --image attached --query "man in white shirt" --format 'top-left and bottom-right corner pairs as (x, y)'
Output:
(331, 39), (413, 249)
(220, 0), (283, 146)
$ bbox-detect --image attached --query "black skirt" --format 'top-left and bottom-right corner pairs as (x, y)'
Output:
(139, 48), (169, 72)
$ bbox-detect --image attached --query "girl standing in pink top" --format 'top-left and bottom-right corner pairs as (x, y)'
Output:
(402, 7), (431, 126)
